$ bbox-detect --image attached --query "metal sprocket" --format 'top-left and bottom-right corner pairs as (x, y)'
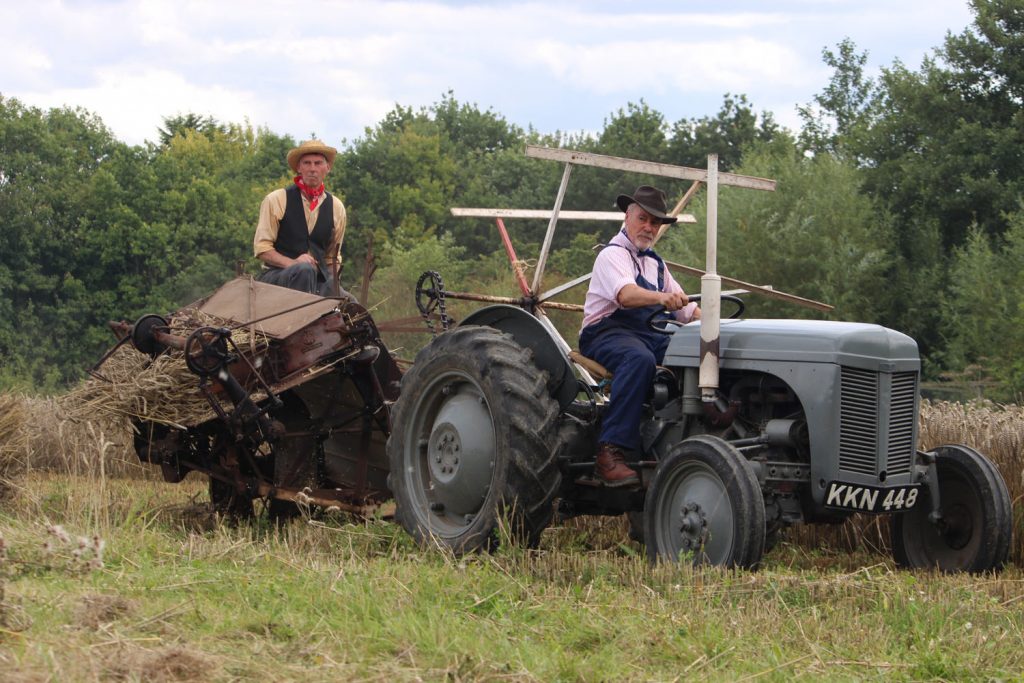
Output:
(415, 270), (452, 336)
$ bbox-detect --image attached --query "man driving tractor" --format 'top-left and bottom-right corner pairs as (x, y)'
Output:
(579, 185), (701, 486)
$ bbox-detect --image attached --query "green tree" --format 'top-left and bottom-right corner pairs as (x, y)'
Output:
(157, 113), (226, 147)
(595, 100), (668, 161)
(336, 94), (533, 277)
(0, 96), (123, 389)
(798, 2), (1024, 363)
(336, 103), (458, 283)
(940, 212), (1024, 399)
(662, 136), (896, 324)
(854, 0), (1024, 249)
(668, 94), (779, 172)
(0, 96), (299, 390)
(569, 101), (672, 217)
(940, 226), (1010, 369)
(797, 38), (875, 156)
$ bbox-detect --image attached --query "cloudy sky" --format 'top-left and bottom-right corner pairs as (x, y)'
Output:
(1, 0), (975, 147)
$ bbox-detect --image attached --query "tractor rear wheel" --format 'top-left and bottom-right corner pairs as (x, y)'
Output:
(387, 326), (561, 554)
(892, 444), (1011, 573)
(644, 435), (766, 569)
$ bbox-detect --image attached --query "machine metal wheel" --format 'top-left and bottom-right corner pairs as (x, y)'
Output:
(644, 435), (765, 568)
(627, 511), (645, 544)
(387, 326), (561, 554)
(265, 390), (317, 522)
(209, 476), (254, 520)
(892, 444), (1012, 573)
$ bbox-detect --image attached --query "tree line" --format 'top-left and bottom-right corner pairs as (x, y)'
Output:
(1, 0), (1021, 399)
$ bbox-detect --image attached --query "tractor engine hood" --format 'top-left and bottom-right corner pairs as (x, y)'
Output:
(665, 319), (920, 372)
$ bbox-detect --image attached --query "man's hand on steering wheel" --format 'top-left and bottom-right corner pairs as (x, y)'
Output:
(659, 290), (688, 311)
(647, 293), (747, 334)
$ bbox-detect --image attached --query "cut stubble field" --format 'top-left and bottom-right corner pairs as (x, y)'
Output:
(1, 471), (1023, 682)
(2, 396), (1024, 680)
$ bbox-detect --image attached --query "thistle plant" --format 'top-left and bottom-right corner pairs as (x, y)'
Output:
(32, 524), (106, 574)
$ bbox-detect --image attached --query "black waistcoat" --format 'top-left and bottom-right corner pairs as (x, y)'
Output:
(275, 185), (334, 281)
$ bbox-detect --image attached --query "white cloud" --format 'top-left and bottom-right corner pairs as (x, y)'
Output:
(17, 67), (267, 143)
(135, 1), (192, 46)
(0, 0), (978, 145)
(527, 37), (809, 95)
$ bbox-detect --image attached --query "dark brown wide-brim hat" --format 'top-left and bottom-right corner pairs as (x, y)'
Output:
(287, 139), (338, 172)
(616, 185), (678, 224)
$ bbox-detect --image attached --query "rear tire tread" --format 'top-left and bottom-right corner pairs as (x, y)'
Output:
(388, 326), (561, 552)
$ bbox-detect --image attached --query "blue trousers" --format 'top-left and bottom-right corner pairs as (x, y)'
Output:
(579, 324), (668, 451)
(258, 262), (321, 294)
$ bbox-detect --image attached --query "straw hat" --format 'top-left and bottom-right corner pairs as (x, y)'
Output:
(287, 139), (337, 172)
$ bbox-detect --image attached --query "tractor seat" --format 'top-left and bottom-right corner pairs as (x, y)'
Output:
(568, 351), (612, 381)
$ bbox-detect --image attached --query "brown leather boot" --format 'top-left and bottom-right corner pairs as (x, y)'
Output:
(594, 443), (639, 487)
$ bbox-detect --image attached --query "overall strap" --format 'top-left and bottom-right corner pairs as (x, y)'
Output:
(605, 242), (665, 292)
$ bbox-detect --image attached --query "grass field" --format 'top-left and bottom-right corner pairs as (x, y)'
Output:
(1, 472), (1023, 682)
(2, 397), (1024, 680)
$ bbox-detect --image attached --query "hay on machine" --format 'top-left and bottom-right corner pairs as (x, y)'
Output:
(80, 277), (403, 517)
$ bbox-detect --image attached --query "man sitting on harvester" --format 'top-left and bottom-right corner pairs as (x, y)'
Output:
(252, 139), (350, 297)
(579, 186), (701, 487)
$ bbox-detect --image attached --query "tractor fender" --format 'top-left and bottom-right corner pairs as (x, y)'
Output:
(459, 305), (578, 409)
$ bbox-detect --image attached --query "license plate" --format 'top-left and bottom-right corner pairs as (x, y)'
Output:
(825, 482), (920, 513)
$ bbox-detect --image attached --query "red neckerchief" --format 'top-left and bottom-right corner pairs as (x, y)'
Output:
(294, 176), (326, 211)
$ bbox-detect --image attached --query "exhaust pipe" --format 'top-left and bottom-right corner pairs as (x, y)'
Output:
(699, 154), (721, 402)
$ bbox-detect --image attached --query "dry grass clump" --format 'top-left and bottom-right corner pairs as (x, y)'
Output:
(60, 345), (208, 428)
(0, 393), (138, 482)
(0, 393), (28, 452)
(0, 393), (30, 481)
(74, 593), (135, 630)
(918, 400), (1024, 475)
(104, 645), (215, 682)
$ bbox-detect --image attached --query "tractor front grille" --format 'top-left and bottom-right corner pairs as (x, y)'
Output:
(839, 367), (918, 479)
(886, 372), (917, 475)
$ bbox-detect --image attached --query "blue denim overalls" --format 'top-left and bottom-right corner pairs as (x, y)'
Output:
(579, 242), (673, 451)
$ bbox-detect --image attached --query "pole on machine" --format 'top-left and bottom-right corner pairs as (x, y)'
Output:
(699, 154), (721, 402)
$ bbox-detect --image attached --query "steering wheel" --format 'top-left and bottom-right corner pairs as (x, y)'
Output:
(646, 294), (746, 334)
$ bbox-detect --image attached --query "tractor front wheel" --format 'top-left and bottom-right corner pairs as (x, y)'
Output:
(644, 435), (766, 569)
(892, 444), (1011, 573)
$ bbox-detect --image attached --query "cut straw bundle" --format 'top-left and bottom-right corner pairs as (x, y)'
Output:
(60, 307), (268, 429)
(0, 393), (29, 478)
(1, 308), (272, 488)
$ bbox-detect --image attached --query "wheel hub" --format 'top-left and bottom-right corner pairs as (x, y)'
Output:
(428, 422), (463, 481)
(940, 502), (974, 550)
(422, 387), (495, 517)
(678, 502), (709, 551)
